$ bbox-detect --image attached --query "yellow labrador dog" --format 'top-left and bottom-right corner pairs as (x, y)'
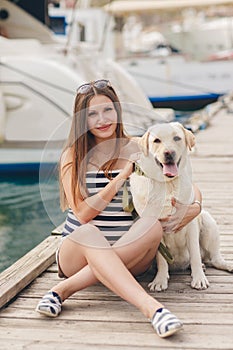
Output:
(130, 122), (233, 291)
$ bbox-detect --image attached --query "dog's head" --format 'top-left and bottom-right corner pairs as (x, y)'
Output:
(137, 122), (195, 180)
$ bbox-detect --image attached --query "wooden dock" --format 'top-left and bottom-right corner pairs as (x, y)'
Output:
(0, 100), (233, 349)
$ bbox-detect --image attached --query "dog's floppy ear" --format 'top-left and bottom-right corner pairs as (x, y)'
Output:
(172, 122), (195, 150)
(182, 125), (195, 150)
(138, 131), (150, 156)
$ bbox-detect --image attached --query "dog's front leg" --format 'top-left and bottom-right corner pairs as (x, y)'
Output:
(148, 251), (169, 292)
(187, 220), (209, 289)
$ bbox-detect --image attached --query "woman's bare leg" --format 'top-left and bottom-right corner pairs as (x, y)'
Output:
(53, 217), (163, 319)
(37, 218), (183, 337)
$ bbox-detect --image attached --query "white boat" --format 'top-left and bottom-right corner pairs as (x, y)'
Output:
(104, 1), (233, 111)
(48, 2), (233, 112)
(107, 2), (233, 60)
(165, 15), (233, 61)
(0, 0), (170, 176)
(119, 53), (233, 111)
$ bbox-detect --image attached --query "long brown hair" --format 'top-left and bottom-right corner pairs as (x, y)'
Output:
(59, 82), (129, 211)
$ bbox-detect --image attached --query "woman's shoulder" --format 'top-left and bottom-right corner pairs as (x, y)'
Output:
(61, 147), (73, 166)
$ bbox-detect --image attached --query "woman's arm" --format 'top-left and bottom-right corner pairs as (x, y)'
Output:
(61, 149), (134, 224)
(160, 184), (202, 234)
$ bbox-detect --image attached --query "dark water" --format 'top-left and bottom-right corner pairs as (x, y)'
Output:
(0, 173), (66, 273)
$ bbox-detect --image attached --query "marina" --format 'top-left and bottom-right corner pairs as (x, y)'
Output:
(1, 0), (233, 173)
(0, 100), (233, 349)
(48, 1), (233, 111)
(0, 0), (166, 174)
(0, 1), (233, 348)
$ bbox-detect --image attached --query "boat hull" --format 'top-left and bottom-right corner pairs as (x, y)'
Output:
(120, 55), (233, 111)
(149, 93), (222, 111)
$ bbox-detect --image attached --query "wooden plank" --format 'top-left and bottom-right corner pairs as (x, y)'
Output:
(0, 340), (137, 350)
(20, 279), (233, 299)
(0, 318), (232, 349)
(0, 235), (60, 309)
(17, 266), (233, 300)
(1, 298), (232, 325)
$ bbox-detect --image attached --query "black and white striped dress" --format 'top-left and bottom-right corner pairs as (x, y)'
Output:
(62, 170), (134, 245)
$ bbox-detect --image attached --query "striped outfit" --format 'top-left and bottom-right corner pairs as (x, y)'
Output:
(62, 170), (134, 245)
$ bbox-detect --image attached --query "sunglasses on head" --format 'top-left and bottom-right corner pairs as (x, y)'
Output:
(77, 79), (110, 94)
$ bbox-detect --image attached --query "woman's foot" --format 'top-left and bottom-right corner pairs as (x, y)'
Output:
(151, 308), (183, 338)
(36, 291), (62, 317)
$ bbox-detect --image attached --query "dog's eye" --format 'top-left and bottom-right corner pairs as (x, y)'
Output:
(153, 138), (161, 143)
(174, 136), (181, 142)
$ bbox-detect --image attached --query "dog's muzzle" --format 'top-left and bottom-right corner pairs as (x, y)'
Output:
(155, 153), (181, 178)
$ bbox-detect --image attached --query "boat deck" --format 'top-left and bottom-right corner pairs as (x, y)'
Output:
(0, 100), (233, 349)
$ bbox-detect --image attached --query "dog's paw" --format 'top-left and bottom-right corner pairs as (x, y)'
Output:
(224, 263), (233, 273)
(211, 258), (233, 273)
(148, 276), (169, 292)
(218, 261), (233, 273)
(191, 272), (209, 290)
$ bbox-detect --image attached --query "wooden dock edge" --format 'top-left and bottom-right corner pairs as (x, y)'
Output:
(0, 235), (60, 309)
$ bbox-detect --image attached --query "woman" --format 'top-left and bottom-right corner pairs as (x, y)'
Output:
(36, 79), (202, 338)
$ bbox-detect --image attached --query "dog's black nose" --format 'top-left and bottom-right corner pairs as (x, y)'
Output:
(164, 151), (175, 163)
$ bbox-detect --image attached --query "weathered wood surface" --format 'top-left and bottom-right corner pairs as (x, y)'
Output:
(0, 236), (60, 309)
(0, 102), (233, 349)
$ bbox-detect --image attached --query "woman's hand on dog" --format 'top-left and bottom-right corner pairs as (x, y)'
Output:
(160, 197), (201, 233)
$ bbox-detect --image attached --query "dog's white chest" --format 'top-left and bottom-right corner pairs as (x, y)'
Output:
(130, 173), (177, 218)
(130, 173), (186, 218)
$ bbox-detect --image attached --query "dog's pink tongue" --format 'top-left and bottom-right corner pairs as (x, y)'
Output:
(163, 163), (178, 177)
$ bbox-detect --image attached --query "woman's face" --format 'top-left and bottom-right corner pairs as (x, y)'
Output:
(87, 94), (118, 143)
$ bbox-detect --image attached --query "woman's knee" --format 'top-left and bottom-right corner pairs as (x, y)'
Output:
(57, 236), (87, 276)
(68, 223), (110, 249)
(153, 220), (163, 240)
(137, 217), (163, 240)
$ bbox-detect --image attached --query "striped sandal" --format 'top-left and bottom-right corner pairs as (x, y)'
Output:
(151, 308), (183, 338)
(36, 291), (62, 317)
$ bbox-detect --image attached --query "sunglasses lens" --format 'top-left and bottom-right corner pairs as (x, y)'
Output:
(77, 80), (110, 94)
(78, 84), (91, 94)
(94, 80), (109, 89)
